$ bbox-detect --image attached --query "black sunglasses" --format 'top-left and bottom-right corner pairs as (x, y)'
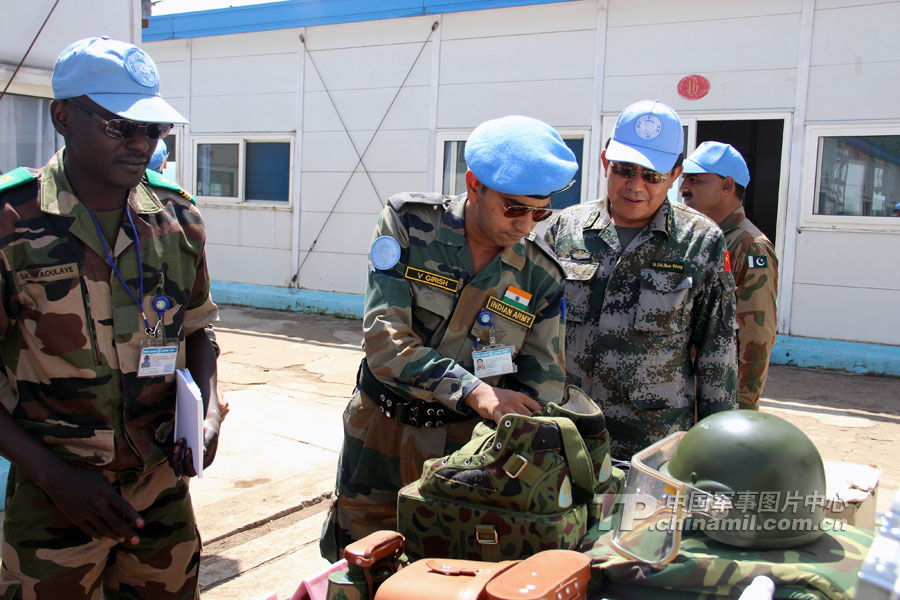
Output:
(501, 198), (553, 222)
(67, 99), (173, 141)
(609, 161), (668, 184)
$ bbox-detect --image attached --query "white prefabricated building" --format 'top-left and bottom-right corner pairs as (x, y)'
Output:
(6, 0), (900, 375)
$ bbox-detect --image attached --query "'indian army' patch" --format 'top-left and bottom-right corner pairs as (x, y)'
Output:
(404, 266), (459, 293)
(485, 296), (535, 328)
(748, 255), (768, 268)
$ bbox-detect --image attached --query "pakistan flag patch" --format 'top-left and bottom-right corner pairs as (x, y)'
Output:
(748, 255), (768, 268)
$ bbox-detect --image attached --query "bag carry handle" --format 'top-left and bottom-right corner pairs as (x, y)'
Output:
(542, 416), (596, 503)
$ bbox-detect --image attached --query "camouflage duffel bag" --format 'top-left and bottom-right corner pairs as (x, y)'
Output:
(398, 413), (596, 561)
(541, 385), (626, 525)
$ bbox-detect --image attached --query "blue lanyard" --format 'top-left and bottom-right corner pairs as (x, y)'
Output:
(84, 203), (152, 336)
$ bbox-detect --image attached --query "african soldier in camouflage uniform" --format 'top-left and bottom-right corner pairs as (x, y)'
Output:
(0, 38), (220, 599)
(320, 116), (578, 561)
(681, 142), (778, 410)
(545, 101), (737, 460)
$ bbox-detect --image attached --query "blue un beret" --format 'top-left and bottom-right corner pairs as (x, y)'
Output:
(465, 115), (578, 197)
(148, 139), (168, 172)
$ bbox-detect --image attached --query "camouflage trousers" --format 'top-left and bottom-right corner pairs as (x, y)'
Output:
(0, 461), (200, 600)
(319, 389), (478, 562)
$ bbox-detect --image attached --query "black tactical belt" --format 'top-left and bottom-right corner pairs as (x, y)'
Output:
(357, 359), (474, 428)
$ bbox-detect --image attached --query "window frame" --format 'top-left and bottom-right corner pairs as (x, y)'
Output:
(800, 122), (900, 231)
(191, 134), (294, 206)
(434, 127), (591, 206)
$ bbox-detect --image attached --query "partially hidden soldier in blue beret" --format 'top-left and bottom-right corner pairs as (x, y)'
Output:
(680, 142), (778, 410)
(319, 115), (578, 561)
(0, 37), (220, 598)
(148, 138), (169, 174)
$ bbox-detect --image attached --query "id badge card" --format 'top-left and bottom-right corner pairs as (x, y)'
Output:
(138, 338), (179, 377)
(472, 345), (517, 378)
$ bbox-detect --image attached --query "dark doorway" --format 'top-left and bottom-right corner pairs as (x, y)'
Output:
(695, 120), (784, 244)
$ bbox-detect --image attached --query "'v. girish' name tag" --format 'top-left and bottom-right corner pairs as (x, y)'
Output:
(404, 266), (459, 293)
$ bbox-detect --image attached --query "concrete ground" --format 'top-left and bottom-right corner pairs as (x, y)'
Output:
(2, 305), (898, 598)
(194, 306), (899, 599)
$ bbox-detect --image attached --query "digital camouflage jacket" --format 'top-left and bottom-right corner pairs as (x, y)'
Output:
(0, 151), (217, 472)
(545, 199), (737, 459)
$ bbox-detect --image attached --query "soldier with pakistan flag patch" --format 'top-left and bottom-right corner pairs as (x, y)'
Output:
(0, 37), (219, 598)
(320, 115), (577, 561)
(681, 141), (779, 410)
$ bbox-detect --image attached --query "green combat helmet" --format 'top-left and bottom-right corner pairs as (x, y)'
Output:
(613, 410), (827, 566)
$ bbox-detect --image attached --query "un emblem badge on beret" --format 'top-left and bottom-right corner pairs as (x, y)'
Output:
(635, 114), (662, 140)
(124, 47), (159, 88)
(370, 236), (401, 270)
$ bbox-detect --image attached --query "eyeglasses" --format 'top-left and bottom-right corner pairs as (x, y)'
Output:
(67, 99), (173, 140)
(501, 198), (553, 222)
(609, 161), (669, 184)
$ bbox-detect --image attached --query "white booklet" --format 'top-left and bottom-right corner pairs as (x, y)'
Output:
(175, 368), (204, 478)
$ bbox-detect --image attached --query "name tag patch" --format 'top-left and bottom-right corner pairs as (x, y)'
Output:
(16, 263), (80, 284)
(651, 261), (684, 273)
(485, 296), (535, 329)
(404, 266), (459, 293)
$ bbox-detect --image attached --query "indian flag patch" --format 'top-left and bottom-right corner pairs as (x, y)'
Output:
(502, 285), (532, 311)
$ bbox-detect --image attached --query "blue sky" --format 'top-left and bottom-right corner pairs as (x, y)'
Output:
(151, 0), (280, 15)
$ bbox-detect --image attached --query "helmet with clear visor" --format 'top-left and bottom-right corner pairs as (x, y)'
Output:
(612, 410), (826, 566)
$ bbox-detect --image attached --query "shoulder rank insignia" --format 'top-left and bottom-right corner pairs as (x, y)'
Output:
(144, 170), (196, 205)
(387, 192), (449, 212)
(0, 167), (37, 192)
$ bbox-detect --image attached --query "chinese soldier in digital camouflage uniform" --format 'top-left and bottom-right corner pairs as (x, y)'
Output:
(545, 100), (737, 460)
(0, 37), (220, 599)
(320, 115), (577, 561)
(680, 142), (778, 410)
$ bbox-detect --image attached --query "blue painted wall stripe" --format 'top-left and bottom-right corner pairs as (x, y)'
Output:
(211, 281), (900, 376)
(212, 281), (365, 318)
(771, 335), (900, 377)
(144, 0), (577, 41)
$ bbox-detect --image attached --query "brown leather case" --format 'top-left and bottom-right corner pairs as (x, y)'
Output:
(484, 550), (591, 600)
(374, 558), (517, 600)
(343, 530), (405, 568)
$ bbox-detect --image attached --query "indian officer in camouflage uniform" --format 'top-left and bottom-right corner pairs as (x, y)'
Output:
(320, 115), (577, 561)
(545, 100), (737, 460)
(680, 142), (778, 410)
(0, 37), (220, 599)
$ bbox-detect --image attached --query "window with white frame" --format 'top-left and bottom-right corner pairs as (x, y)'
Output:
(439, 136), (586, 210)
(0, 94), (62, 174)
(814, 135), (900, 217)
(193, 136), (291, 203)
